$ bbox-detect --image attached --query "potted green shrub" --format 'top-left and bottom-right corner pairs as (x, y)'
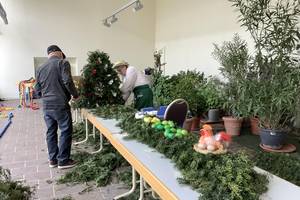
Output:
(213, 34), (252, 136)
(169, 70), (207, 131)
(231, 0), (300, 148)
(197, 76), (226, 126)
(151, 70), (207, 131)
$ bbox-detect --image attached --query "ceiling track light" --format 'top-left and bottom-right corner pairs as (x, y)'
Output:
(110, 15), (118, 24)
(102, 0), (143, 28)
(133, 1), (143, 12)
(103, 19), (111, 27)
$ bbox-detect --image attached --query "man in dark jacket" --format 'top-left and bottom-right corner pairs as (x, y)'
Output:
(35, 45), (78, 169)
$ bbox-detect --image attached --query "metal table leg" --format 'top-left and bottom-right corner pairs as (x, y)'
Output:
(143, 181), (160, 199)
(91, 131), (103, 154)
(74, 117), (89, 145)
(92, 125), (96, 138)
(72, 109), (77, 123)
(114, 167), (137, 200)
(139, 176), (145, 200)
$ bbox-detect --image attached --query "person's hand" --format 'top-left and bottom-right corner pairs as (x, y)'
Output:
(72, 96), (79, 101)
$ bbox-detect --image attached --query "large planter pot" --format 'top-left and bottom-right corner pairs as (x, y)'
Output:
(250, 117), (260, 135)
(183, 118), (193, 132)
(259, 129), (286, 150)
(222, 116), (243, 136)
(191, 117), (201, 131)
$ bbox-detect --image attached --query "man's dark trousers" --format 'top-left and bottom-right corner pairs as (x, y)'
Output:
(43, 108), (72, 165)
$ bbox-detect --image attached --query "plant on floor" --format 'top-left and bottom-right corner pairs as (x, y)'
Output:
(72, 50), (124, 109)
(229, 0), (300, 130)
(59, 128), (129, 186)
(168, 70), (207, 117)
(213, 34), (253, 118)
(0, 166), (33, 200)
(213, 34), (254, 136)
(93, 105), (268, 200)
(198, 76), (226, 111)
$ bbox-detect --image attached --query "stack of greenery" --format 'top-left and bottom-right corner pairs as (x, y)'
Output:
(0, 167), (32, 200)
(73, 51), (124, 108)
(59, 122), (129, 186)
(92, 105), (268, 200)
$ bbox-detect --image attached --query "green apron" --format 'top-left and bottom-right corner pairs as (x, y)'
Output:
(133, 85), (153, 110)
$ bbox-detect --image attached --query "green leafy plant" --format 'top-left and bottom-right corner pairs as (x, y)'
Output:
(152, 70), (208, 116)
(230, 0), (300, 129)
(213, 34), (253, 118)
(169, 70), (207, 116)
(198, 76), (226, 111)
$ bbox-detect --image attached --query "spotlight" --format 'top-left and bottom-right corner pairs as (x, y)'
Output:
(110, 15), (118, 24)
(133, 1), (143, 12)
(103, 19), (111, 27)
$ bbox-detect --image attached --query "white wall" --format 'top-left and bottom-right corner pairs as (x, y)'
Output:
(155, 0), (253, 76)
(0, 0), (155, 99)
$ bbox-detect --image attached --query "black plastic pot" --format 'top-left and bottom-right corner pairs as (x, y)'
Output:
(259, 128), (286, 149)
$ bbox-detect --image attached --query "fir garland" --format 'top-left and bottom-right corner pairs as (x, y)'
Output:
(92, 105), (269, 200)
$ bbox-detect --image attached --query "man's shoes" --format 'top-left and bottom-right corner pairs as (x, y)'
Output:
(58, 159), (77, 169)
(49, 160), (58, 168)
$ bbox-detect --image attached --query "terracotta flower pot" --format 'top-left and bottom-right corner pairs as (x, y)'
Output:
(191, 117), (201, 131)
(183, 117), (193, 132)
(250, 117), (260, 135)
(222, 116), (243, 136)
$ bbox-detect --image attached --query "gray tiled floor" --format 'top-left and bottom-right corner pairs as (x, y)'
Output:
(0, 100), (128, 200)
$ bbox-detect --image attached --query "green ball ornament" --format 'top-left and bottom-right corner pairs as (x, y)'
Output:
(166, 133), (174, 139)
(181, 130), (188, 135)
(162, 120), (168, 125)
(168, 121), (175, 127)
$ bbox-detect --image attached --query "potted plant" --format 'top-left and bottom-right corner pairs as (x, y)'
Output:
(151, 70), (207, 131)
(169, 70), (207, 131)
(231, 0), (300, 148)
(213, 34), (252, 136)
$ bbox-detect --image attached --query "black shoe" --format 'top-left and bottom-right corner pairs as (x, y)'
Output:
(58, 159), (77, 169)
(49, 160), (58, 168)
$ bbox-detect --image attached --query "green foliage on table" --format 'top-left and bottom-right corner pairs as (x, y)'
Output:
(255, 152), (300, 186)
(72, 50), (124, 109)
(0, 167), (33, 200)
(228, 0), (300, 129)
(94, 105), (269, 200)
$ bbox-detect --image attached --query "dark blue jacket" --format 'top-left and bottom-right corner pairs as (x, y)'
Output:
(35, 56), (78, 110)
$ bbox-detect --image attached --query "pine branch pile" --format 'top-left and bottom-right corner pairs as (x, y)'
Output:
(0, 167), (33, 200)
